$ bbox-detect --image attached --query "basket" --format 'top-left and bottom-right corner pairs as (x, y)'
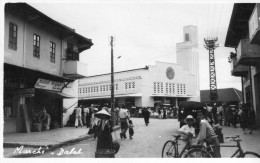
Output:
(95, 149), (116, 158)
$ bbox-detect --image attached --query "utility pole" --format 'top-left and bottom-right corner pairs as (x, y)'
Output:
(204, 37), (219, 102)
(110, 36), (115, 127)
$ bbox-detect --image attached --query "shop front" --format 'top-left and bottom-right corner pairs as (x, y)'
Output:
(4, 64), (74, 133)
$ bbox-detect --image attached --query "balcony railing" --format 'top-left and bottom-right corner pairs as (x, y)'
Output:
(230, 57), (248, 77)
(249, 4), (260, 45)
(63, 61), (87, 79)
(236, 39), (260, 66)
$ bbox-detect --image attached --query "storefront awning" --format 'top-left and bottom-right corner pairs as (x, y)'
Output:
(42, 90), (76, 98)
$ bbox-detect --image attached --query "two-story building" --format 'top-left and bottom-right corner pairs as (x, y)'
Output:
(225, 3), (260, 128)
(78, 26), (200, 108)
(4, 3), (93, 133)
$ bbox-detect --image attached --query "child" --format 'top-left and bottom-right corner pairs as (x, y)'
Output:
(128, 119), (134, 139)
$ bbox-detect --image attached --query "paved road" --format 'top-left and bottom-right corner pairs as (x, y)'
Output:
(13, 117), (260, 158)
(34, 117), (177, 158)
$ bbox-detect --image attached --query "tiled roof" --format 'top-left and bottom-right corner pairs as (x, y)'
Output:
(200, 88), (242, 102)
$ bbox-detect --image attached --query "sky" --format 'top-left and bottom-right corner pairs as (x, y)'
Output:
(3, 0), (249, 90)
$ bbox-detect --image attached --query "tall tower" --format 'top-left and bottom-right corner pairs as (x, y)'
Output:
(176, 25), (200, 101)
(204, 37), (219, 102)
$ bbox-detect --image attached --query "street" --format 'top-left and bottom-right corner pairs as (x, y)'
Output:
(30, 117), (260, 158)
(34, 117), (176, 158)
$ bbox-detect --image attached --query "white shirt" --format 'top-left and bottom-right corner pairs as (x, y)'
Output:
(83, 107), (89, 113)
(178, 124), (195, 138)
(119, 108), (128, 118)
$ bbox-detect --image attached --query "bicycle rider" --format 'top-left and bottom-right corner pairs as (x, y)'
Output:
(178, 115), (196, 142)
(196, 110), (221, 158)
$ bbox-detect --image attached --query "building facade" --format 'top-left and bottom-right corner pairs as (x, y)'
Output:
(4, 3), (93, 133)
(78, 26), (200, 108)
(225, 3), (260, 127)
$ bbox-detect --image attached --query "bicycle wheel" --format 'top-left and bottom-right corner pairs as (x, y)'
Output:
(184, 148), (212, 158)
(162, 140), (176, 158)
(243, 151), (260, 158)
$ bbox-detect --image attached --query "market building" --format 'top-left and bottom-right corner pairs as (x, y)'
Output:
(4, 3), (93, 133)
(78, 25), (200, 108)
(200, 88), (242, 105)
(225, 3), (260, 127)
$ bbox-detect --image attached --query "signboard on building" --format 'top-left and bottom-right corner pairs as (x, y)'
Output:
(34, 78), (63, 91)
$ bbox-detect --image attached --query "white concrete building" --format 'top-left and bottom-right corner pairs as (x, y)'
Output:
(78, 26), (200, 108)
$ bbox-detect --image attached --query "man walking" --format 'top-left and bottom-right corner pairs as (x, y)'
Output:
(75, 105), (83, 128)
(119, 105), (129, 139)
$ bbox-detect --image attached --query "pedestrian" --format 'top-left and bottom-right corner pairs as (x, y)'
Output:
(163, 108), (167, 119)
(41, 107), (51, 130)
(128, 119), (134, 139)
(196, 110), (221, 158)
(139, 108), (142, 117)
(158, 108), (161, 119)
(217, 105), (224, 125)
(95, 109), (114, 151)
(178, 115), (196, 142)
(75, 105), (83, 128)
(119, 105), (129, 139)
(212, 103), (218, 123)
(91, 108), (100, 139)
(232, 108), (238, 128)
(224, 105), (231, 126)
(240, 106), (252, 134)
(142, 107), (150, 126)
(83, 105), (90, 127)
(248, 109), (256, 130)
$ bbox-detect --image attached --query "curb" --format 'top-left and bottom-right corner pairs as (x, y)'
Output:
(5, 126), (121, 158)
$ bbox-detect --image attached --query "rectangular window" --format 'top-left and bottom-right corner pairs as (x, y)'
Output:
(33, 34), (40, 58)
(9, 22), (17, 50)
(115, 83), (118, 90)
(161, 82), (163, 93)
(124, 82), (127, 89)
(132, 82), (135, 88)
(50, 42), (56, 63)
(153, 82), (156, 93)
(185, 33), (190, 41)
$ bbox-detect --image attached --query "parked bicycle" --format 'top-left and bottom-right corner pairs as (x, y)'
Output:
(186, 135), (260, 158)
(162, 134), (212, 158)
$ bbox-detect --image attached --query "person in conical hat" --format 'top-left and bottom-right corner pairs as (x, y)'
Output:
(95, 109), (111, 119)
(96, 109), (114, 151)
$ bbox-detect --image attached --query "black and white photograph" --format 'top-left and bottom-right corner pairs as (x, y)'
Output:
(1, 0), (260, 160)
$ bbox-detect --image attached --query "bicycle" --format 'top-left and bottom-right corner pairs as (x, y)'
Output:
(162, 134), (212, 158)
(189, 135), (260, 158)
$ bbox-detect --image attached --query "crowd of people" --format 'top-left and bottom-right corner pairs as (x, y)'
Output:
(204, 103), (255, 134)
(72, 104), (137, 156)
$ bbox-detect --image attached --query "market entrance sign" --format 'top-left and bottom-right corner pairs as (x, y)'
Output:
(34, 78), (63, 91)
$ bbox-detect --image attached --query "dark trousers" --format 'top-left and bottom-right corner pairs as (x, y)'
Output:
(86, 116), (91, 128)
(206, 137), (221, 158)
(120, 119), (128, 136)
